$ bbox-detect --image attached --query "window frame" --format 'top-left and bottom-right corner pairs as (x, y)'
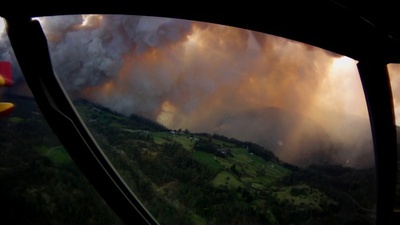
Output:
(1, 2), (399, 224)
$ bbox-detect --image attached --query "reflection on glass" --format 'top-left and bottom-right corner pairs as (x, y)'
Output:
(387, 64), (400, 211)
(0, 17), (124, 224)
(35, 15), (376, 224)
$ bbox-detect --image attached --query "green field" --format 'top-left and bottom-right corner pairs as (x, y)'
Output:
(211, 171), (244, 189)
(192, 151), (224, 172)
(150, 131), (291, 190)
(169, 134), (195, 150)
(153, 132), (172, 145)
(8, 116), (23, 124)
(35, 145), (71, 165)
(275, 183), (337, 210)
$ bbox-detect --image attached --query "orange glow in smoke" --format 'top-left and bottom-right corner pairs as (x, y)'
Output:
(36, 15), (377, 167)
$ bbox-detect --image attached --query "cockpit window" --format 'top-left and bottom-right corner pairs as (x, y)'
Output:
(0, 17), (124, 225)
(12, 14), (377, 224)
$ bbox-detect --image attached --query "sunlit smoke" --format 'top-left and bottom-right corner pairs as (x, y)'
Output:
(388, 64), (400, 126)
(0, 18), (5, 36)
(0, 14), (377, 168)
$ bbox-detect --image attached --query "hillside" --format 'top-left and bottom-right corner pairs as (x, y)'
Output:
(0, 95), (124, 225)
(0, 94), (378, 225)
(209, 106), (374, 169)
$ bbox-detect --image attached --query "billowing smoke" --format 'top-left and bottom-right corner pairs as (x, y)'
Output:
(1, 15), (378, 168)
(388, 64), (400, 125)
(40, 15), (189, 94)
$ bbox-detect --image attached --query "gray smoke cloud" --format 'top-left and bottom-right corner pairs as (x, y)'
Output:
(39, 15), (193, 95)
(0, 15), (376, 168)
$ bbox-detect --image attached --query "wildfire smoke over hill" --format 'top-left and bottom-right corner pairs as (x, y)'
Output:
(0, 15), (379, 168)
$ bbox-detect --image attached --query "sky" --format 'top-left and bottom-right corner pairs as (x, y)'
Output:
(2, 15), (399, 168)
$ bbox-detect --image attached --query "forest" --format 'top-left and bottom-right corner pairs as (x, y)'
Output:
(0, 94), (383, 225)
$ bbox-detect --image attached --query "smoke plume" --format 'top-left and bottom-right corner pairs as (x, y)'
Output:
(1, 15), (380, 168)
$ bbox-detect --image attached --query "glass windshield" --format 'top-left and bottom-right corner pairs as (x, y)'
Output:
(32, 14), (377, 224)
(0, 17), (124, 225)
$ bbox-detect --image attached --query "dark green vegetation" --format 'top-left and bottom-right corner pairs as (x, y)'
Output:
(1, 95), (379, 224)
(0, 95), (124, 225)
